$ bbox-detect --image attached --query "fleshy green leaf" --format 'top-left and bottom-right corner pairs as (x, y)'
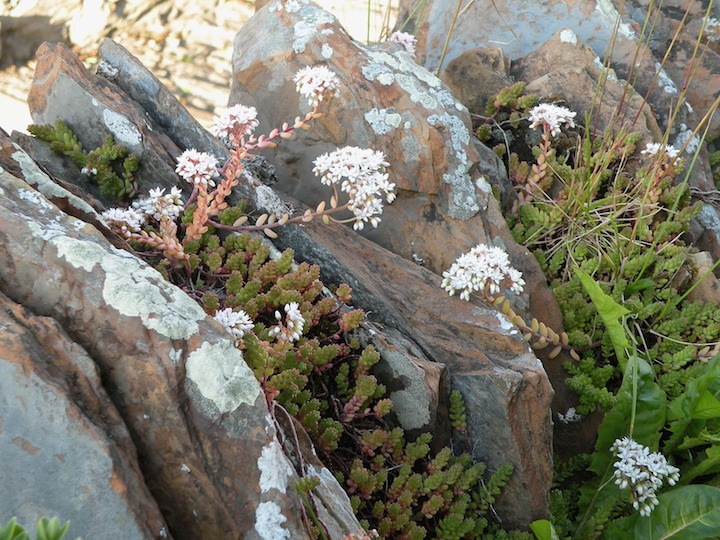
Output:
(0, 519), (30, 540)
(575, 269), (631, 368)
(691, 390), (720, 420)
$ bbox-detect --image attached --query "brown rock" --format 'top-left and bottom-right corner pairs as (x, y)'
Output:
(511, 29), (662, 142)
(0, 165), (313, 539)
(0, 290), (170, 540)
(441, 47), (514, 115)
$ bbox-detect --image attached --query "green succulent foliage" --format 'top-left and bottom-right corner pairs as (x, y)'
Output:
(28, 119), (139, 200)
(141, 221), (517, 538)
(0, 517), (77, 540)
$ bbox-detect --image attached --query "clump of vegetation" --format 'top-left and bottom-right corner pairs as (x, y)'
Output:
(29, 119), (139, 200)
(0, 517), (77, 540)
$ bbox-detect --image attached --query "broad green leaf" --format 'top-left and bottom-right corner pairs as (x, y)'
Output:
(577, 356), (666, 534)
(630, 485), (720, 539)
(692, 390), (720, 420)
(575, 269), (631, 368)
(530, 519), (559, 540)
(681, 446), (720, 484)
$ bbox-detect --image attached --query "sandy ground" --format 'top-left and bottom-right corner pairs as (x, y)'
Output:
(0, 0), (397, 135)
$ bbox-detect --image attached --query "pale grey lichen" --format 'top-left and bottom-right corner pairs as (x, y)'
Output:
(495, 312), (519, 335)
(18, 187), (54, 214)
(102, 109), (142, 153)
(53, 236), (206, 339)
(185, 341), (261, 413)
(292, 8), (335, 53)
(560, 29), (578, 44)
(364, 107), (402, 135)
(255, 501), (290, 540)
(395, 73), (437, 109)
(655, 62), (678, 95)
(321, 43), (333, 58)
(11, 146), (98, 217)
(257, 440), (294, 493)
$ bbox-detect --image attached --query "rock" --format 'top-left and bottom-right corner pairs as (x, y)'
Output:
(441, 47), (514, 116)
(362, 326), (452, 451)
(511, 28), (662, 142)
(0, 158), (319, 539)
(687, 251), (720, 304)
(27, 42), (182, 207)
(0, 290), (170, 540)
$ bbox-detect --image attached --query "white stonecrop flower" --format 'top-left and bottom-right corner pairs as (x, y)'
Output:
(175, 149), (220, 188)
(641, 142), (680, 159)
(611, 437), (680, 517)
(101, 207), (146, 235)
(528, 104), (577, 136)
(271, 302), (305, 343)
(210, 104), (260, 143)
(214, 308), (254, 341)
(441, 244), (525, 301)
(389, 31), (417, 57)
(312, 146), (394, 230)
(294, 65), (340, 107)
(132, 186), (185, 222)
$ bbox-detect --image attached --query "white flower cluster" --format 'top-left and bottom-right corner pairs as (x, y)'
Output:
(132, 187), (185, 222)
(175, 149), (220, 188)
(210, 104), (260, 145)
(528, 104), (577, 136)
(611, 437), (680, 517)
(313, 146), (395, 230)
(294, 65), (340, 107)
(102, 186), (185, 235)
(214, 308), (254, 341)
(641, 142), (680, 159)
(441, 244), (525, 301)
(389, 31), (417, 57)
(271, 302), (305, 343)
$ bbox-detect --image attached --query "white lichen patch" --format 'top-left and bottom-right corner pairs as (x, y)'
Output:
(53, 236), (206, 339)
(364, 108), (402, 135)
(495, 312), (519, 334)
(11, 146), (98, 217)
(595, 0), (636, 39)
(255, 501), (290, 540)
(185, 341), (261, 413)
(102, 109), (142, 152)
(254, 183), (291, 216)
(321, 43), (333, 58)
(292, 8), (336, 53)
(18, 187), (54, 213)
(675, 124), (700, 155)
(168, 348), (182, 366)
(395, 73), (437, 109)
(475, 175), (492, 194)
(655, 62), (678, 95)
(560, 29), (577, 44)
(257, 440), (294, 493)
(28, 219), (66, 241)
(593, 57), (618, 81)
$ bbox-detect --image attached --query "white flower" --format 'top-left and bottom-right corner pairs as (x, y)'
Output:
(210, 104), (260, 144)
(175, 149), (220, 188)
(270, 302), (305, 343)
(641, 142), (680, 159)
(611, 437), (680, 517)
(528, 104), (577, 136)
(389, 31), (417, 57)
(214, 308), (254, 341)
(132, 186), (185, 222)
(312, 146), (394, 230)
(101, 207), (146, 235)
(441, 244), (525, 301)
(294, 65), (340, 107)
